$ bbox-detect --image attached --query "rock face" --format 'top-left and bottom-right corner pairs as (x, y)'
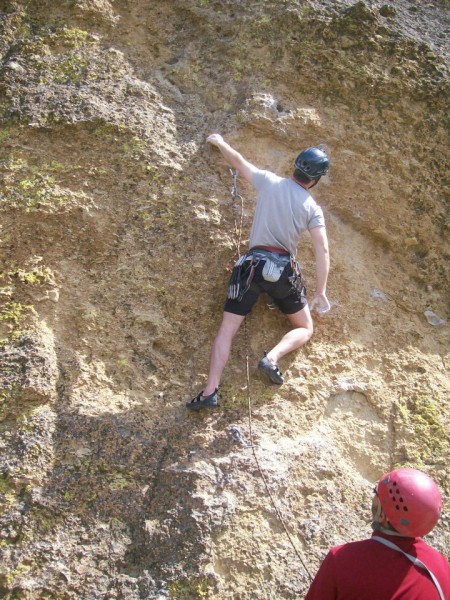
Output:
(0, 0), (448, 598)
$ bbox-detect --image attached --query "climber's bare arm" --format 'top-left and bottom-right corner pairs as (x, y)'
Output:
(309, 225), (331, 314)
(207, 134), (257, 184)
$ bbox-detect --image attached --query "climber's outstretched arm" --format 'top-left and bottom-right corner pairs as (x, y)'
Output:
(207, 133), (257, 184)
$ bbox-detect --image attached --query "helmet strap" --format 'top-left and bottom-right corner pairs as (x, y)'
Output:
(372, 507), (409, 537)
(371, 499), (408, 537)
(372, 522), (408, 537)
(382, 526), (408, 537)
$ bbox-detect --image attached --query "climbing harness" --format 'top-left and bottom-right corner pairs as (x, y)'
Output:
(228, 248), (301, 302)
(230, 169), (313, 584)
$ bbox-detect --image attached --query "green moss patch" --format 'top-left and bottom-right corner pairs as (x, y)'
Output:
(0, 155), (88, 213)
(396, 394), (449, 482)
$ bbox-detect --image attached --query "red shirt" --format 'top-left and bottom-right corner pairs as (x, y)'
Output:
(305, 531), (450, 600)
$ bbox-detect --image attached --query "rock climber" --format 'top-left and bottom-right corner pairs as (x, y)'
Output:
(305, 467), (450, 600)
(186, 133), (330, 410)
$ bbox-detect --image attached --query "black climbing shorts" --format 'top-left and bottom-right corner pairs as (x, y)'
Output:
(224, 259), (308, 316)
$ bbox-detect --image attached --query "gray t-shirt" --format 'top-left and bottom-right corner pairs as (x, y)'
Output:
(248, 169), (325, 256)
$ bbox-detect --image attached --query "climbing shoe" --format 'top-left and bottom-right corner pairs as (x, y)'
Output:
(186, 388), (218, 410)
(258, 353), (285, 384)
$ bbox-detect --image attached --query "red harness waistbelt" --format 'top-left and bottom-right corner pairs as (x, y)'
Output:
(251, 245), (290, 255)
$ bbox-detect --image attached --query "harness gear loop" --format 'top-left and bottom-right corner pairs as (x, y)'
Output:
(230, 169), (313, 585)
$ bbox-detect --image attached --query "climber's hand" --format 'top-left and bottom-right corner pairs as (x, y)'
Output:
(310, 293), (331, 314)
(207, 133), (224, 146)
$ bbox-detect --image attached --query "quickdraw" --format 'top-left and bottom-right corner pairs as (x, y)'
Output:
(227, 253), (260, 301)
(230, 167), (244, 257)
(289, 255), (303, 297)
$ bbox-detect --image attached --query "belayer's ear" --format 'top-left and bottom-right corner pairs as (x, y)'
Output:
(379, 510), (390, 528)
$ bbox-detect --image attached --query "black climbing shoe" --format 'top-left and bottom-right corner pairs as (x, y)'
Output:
(186, 388), (218, 410)
(258, 353), (285, 384)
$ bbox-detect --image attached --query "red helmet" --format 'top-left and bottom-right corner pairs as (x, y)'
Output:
(376, 467), (442, 537)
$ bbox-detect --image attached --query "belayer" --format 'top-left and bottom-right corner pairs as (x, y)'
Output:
(187, 133), (331, 410)
(305, 467), (450, 599)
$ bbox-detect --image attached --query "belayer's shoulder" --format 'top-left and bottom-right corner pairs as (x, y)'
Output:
(330, 538), (375, 557)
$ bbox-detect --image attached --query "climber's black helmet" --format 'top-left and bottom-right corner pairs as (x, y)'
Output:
(294, 146), (330, 180)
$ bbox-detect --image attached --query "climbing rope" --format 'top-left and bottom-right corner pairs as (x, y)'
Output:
(230, 169), (313, 584)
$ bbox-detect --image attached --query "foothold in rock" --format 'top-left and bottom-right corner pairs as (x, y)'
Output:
(370, 288), (388, 301)
(335, 378), (367, 394)
(48, 289), (59, 303)
(379, 4), (397, 18)
(424, 310), (446, 326)
(341, 36), (356, 50)
(4, 61), (26, 74)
